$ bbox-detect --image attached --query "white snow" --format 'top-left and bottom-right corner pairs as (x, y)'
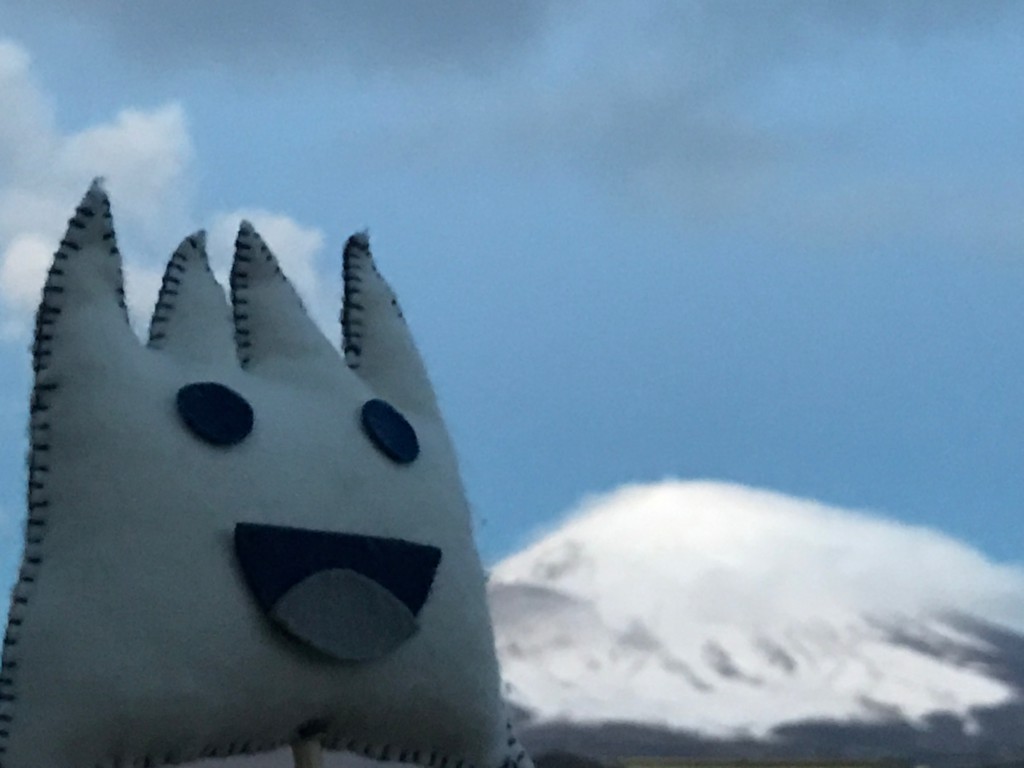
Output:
(489, 481), (1024, 737)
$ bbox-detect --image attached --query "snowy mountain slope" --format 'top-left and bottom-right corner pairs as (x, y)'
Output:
(488, 481), (1024, 739)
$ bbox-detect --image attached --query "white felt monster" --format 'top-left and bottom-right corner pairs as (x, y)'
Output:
(0, 182), (532, 768)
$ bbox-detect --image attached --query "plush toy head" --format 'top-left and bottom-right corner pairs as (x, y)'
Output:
(0, 182), (531, 768)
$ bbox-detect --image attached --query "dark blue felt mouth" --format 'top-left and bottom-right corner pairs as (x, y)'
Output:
(234, 523), (442, 661)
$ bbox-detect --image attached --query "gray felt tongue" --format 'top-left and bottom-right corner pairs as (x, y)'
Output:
(272, 568), (418, 661)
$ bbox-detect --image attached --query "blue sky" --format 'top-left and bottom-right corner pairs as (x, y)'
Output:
(0, 1), (1021, 568)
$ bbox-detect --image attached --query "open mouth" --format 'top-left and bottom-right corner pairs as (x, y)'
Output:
(234, 523), (442, 662)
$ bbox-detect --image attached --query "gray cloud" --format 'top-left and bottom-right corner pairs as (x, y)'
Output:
(9, 0), (1020, 250)
(8, 0), (559, 76)
(14, 0), (1014, 81)
(469, 0), (1024, 245)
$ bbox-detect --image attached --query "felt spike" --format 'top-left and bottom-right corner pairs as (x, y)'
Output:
(342, 234), (439, 417)
(229, 222), (338, 377)
(32, 180), (136, 379)
(147, 231), (236, 363)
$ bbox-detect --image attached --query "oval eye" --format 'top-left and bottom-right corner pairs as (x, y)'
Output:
(176, 382), (254, 446)
(360, 399), (419, 464)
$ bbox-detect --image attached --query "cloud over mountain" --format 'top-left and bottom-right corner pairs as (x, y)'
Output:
(490, 481), (1024, 738)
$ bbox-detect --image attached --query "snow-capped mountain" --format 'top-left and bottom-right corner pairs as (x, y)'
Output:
(488, 481), (1024, 752)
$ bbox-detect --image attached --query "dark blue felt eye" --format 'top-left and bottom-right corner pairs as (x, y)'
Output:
(176, 382), (254, 446)
(360, 399), (418, 464)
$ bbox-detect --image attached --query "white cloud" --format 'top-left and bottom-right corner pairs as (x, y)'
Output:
(208, 209), (334, 336)
(0, 43), (55, 182)
(0, 38), (334, 342)
(59, 106), (195, 246)
(120, 263), (168, 333)
(491, 480), (1024, 734)
(0, 41), (194, 335)
(0, 233), (50, 328)
(495, 480), (1024, 631)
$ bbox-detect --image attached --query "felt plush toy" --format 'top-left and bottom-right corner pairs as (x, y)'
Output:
(1, 182), (532, 768)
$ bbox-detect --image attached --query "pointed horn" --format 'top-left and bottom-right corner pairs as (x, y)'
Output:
(33, 180), (137, 380)
(342, 234), (439, 417)
(147, 231), (236, 363)
(229, 222), (338, 380)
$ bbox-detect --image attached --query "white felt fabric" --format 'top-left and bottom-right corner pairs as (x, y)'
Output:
(0, 184), (531, 768)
